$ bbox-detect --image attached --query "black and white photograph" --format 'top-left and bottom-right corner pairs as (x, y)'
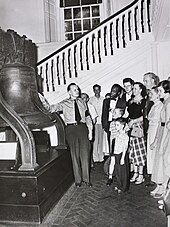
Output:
(0, 0), (170, 226)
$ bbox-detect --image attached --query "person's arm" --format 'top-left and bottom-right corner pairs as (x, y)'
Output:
(151, 103), (170, 153)
(160, 102), (170, 153)
(85, 115), (93, 140)
(88, 104), (98, 124)
(83, 101), (93, 140)
(150, 104), (163, 149)
(101, 99), (110, 132)
(150, 124), (161, 150)
(38, 93), (63, 112)
(128, 116), (143, 128)
(166, 119), (170, 131)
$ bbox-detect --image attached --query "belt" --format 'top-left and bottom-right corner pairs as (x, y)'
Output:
(161, 122), (165, 127)
(67, 122), (85, 126)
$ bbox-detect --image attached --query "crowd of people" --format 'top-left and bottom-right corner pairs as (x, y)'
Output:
(39, 72), (170, 222)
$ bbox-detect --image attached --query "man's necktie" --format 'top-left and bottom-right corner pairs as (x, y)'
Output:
(74, 100), (81, 123)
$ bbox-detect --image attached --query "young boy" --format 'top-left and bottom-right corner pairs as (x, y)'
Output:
(106, 108), (124, 186)
(113, 117), (130, 193)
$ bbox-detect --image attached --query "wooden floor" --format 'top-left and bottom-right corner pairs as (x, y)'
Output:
(0, 162), (167, 227)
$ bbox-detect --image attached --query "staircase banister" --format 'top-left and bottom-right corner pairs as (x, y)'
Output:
(36, 0), (140, 66)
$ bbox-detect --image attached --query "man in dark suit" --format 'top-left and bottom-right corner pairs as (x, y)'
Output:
(122, 78), (134, 103)
(101, 84), (126, 150)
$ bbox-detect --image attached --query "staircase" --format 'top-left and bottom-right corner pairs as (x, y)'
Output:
(36, 0), (152, 103)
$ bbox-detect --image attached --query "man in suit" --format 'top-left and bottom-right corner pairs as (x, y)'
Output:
(101, 84), (126, 150)
(123, 78), (134, 102)
(122, 78), (134, 118)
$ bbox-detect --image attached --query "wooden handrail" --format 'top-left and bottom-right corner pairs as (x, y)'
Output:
(36, 0), (151, 92)
(36, 0), (139, 66)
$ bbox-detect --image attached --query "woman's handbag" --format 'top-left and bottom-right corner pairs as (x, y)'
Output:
(131, 123), (144, 138)
(163, 179), (170, 216)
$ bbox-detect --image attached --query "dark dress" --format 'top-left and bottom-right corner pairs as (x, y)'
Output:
(127, 98), (147, 166)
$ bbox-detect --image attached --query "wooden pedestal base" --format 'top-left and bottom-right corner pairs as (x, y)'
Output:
(0, 148), (74, 224)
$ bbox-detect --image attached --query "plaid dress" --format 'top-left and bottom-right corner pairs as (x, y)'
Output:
(127, 98), (147, 166)
(129, 136), (146, 166)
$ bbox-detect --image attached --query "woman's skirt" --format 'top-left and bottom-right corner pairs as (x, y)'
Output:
(129, 136), (146, 166)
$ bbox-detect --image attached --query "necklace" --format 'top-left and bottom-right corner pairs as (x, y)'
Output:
(133, 96), (142, 104)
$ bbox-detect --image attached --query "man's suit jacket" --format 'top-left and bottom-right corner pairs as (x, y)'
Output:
(101, 96), (126, 133)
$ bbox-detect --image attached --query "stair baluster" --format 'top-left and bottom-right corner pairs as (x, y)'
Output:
(141, 0), (145, 33)
(86, 38), (89, 70)
(56, 56), (60, 85)
(128, 11), (132, 41)
(116, 18), (119, 48)
(104, 26), (107, 56)
(109, 22), (114, 55)
(80, 42), (83, 70)
(62, 52), (66, 84)
(68, 49), (72, 78)
(36, 0), (152, 92)
(134, 6), (140, 40)
(147, 0), (151, 32)
(74, 45), (77, 77)
(97, 30), (101, 63)
(122, 15), (126, 48)
(51, 59), (55, 91)
(45, 63), (49, 92)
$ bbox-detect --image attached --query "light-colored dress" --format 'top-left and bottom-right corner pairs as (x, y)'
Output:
(147, 101), (163, 174)
(164, 127), (170, 179)
(152, 96), (170, 184)
(163, 97), (170, 181)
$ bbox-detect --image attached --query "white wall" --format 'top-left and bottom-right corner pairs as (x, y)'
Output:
(112, 0), (132, 13)
(101, 0), (132, 20)
(37, 41), (69, 62)
(0, 0), (46, 43)
(157, 42), (170, 80)
(0, 0), (133, 50)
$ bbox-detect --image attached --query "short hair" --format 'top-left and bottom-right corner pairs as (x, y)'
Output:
(150, 86), (159, 94)
(158, 80), (170, 93)
(67, 82), (77, 92)
(123, 78), (134, 85)
(105, 93), (111, 98)
(111, 84), (123, 94)
(93, 84), (101, 90)
(114, 108), (124, 116)
(81, 92), (89, 99)
(134, 82), (147, 97)
(143, 72), (160, 86)
(115, 117), (127, 126)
